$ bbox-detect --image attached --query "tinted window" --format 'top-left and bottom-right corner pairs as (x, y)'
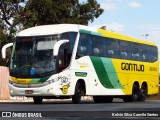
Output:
(60, 32), (77, 54)
(77, 34), (91, 56)
(119, 41), (131, 59)
(92, 36), (106, 56)
(77, 33), (158, 63)
(150, 46), (158, 62)
(131, 43), (142, 61)
(106, 38), (119, 58)
(142, 45), (151, 62)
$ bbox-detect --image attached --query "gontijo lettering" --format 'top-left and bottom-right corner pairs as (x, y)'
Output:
(121, 62), (144, 72)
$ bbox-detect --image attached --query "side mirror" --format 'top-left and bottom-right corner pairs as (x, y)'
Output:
(54, 39), (69, 56)
(1, 43), (13, 59)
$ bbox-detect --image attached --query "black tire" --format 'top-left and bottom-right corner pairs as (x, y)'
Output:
(123, 84), (139, 102)
(72, 82), (84, 104)
(93, 96), (113, 103)
(138, 85), (147, 101)
(132, 84), (139, 101)
(33, 97), (43, 104)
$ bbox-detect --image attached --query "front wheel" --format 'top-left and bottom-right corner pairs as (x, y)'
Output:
(33, 97), (43, 104)
(72, 82), (84, 104)
(132, 84), (139, 101)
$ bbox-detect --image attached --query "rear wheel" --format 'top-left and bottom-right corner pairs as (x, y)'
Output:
(123, 84), (139, 102)
(33, 97), (43, 104)
(139, 85), (147, 101)
(72, 82), (84, 104)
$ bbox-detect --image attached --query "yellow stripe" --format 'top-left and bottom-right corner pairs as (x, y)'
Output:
(11, 77), (32, 84)
(98, 29), (156, 46)
(80, 66), (90, 68)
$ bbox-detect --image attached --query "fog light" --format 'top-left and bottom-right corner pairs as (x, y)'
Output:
(10, 90), (13, 94)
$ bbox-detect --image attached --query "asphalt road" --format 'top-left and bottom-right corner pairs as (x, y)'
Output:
(0, 99), (160, 119)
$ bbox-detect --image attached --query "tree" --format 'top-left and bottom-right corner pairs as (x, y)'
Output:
(21, 0), (104, 28)
(0, 0), (25, 31)
(0, 20), (12, 66)
(0, 0), (26, 45)
(0, 0), (25, 66)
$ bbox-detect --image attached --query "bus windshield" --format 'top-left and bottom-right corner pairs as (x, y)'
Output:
(10, 35), (59, 78)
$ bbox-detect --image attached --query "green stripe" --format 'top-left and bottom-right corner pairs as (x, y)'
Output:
(79, 29), (102, 36)
(79, 29), (91, 34)
(30, 78), (40, 83)
(30, 76), (51, 83)
(101, 58), (124, 88)
(90, 56), (114, 88)
(90, 56), (123, 89)
(39, 76), (51, 82)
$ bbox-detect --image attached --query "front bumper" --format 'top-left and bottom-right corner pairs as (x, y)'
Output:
(9, 83), (60, 97)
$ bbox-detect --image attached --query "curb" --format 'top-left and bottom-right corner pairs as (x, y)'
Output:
(0, 100), (33, 103)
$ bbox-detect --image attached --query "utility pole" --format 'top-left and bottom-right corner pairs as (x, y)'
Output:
(142, 34), (149, 40)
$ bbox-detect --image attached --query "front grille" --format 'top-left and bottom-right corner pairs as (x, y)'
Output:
(11, 82), (48, 88)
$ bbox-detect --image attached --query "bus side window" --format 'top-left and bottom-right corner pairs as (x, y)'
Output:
(92, 36), (106, 57)
(131, 43), (142, 61)
(142, 44), (151, 62)
(107, 50), (114, 57)
(77, 34), (91, 58)
(120, 41), (128, 59)
(106, 38), (119, 58)
(150, 46), (158, 62)
(58, 42), (73, 72)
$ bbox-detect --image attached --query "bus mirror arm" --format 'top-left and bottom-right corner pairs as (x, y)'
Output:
(54, 39), (69, 56)
(1, 43), (13, 59)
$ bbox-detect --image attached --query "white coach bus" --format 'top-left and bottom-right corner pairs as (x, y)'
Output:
(2, 24), (159, 104)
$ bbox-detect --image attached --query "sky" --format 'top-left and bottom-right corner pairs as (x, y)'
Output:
(81, 0), (160, 51)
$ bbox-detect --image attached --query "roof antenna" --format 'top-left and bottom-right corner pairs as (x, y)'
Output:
(100, 26), (106, 30)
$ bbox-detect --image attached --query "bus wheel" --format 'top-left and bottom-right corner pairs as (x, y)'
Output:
(123, 84), (139, 102)
(72, 82), (84, 104)
(131, 84), (139, 101)
(139, 85), (147, 101)
(33, 97), (43, 104)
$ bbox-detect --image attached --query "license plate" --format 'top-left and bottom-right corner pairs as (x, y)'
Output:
(25, 90), (33, 94)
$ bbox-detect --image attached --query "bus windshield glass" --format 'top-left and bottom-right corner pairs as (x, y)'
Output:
(10, 35), (59, 78)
